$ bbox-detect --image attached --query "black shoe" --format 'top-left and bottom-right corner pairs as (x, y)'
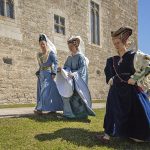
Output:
(34, 110), (42, 115)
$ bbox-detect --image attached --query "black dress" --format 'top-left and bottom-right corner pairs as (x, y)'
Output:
(104, 51), (150, 141)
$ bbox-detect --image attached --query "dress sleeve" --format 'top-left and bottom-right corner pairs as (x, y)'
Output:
(104, 57), (115, 84)
(50, 52), (58, 75)
(76, 55), (87, 82)
(131, 51), (150, 81)
(63, 56), (71, 72)
(131, 51), (150, 91)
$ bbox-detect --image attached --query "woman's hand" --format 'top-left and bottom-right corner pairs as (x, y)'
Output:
(51, 74), (56, 80)
(128, 78), (136, 85)
(68, 72), (74, 78)
(108, 78), (113, 86)
(57, 67), (62, 72)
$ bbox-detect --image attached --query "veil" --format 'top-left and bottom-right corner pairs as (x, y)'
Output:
(40, 33), (57, 54)
(69, 36), (89, 66)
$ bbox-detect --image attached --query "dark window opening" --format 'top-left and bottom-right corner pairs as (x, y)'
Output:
(54, 14), (65, 35)
(0, 0), (14, 19)
(6, 0), (14, 19)
(0, 0), (4, 16)
(90, 1), (100, 45)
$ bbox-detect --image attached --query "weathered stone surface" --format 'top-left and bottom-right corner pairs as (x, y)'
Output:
(0, 0), (138, 104)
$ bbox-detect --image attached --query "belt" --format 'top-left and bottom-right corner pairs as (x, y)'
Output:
(114, 73), (131, 83)
(114, 73), (131, 77)
(40, 66), (52, 71)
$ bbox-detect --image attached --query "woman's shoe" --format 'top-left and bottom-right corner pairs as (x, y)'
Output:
(47, 111), (56, 115)
(95, 134), (110, 144)
(34, 110), (42, 115)
(130, 137), (145, 143)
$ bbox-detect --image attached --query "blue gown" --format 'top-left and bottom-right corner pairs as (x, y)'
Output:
(35, 51), (63, 111)
(104, 51), (150, 141)
(104, 57), (116, 136)
(62, 53), (95, 118)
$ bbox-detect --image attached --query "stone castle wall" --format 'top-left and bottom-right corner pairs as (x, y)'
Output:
(0, 0), (138, 104)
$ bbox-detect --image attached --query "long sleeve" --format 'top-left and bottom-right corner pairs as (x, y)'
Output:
(50, 52), (58, 75)
(63, 56), (71, 72)
(76, 55), (87, 82)
(131, 51), (150, 81)
(64, 55), (88, 83)
(104, 57), (115, 84)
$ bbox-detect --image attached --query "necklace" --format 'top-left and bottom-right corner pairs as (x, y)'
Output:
(118, 57), (123, 65)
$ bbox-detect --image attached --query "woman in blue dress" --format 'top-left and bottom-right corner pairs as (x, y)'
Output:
(34, 34), (63, 114)
(57, 36), (95, 119)
(96, 27), (150, 143)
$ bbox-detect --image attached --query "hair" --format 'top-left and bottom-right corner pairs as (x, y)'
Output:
(67, 37), (80, 48)
(39, 34), (47, 43)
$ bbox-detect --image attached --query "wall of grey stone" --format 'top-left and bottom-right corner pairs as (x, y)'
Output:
(0, 0), (138, 104)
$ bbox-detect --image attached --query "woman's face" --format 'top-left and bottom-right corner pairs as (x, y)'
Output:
(39, 41), (47, 53)
(68, 43), (78, 54)
(112, 38), (126, 52)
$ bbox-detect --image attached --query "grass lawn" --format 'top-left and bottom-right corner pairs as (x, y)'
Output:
(0, 104), (36, 109)
(0, 109), (150, 150)
(92, 100), (106, 103)
(0, 100), (105, 109)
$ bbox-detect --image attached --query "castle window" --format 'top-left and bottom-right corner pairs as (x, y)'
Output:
(54, 14), (65, 35)
(0, 0), (14, 19)
(0, 0), (4, 16)
(6, 0), (14, 18)
(90, 1), (100, 45)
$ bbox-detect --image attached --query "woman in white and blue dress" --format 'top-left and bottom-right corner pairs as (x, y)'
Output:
(34, 34), (63, 114)
(56, 36), (95, 119)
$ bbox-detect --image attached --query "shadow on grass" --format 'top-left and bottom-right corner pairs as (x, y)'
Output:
(35, 128), (102, 147)
(35, 128), (150, 149)
(27, 113), (91, 123)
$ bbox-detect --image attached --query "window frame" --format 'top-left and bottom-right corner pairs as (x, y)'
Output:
(0, 0), (22, 41)
(0, 0), (5, 16)
(54, 14), (65, 35)
(0, 0), (15, 19)
(89, 0), (102, 47)
(90, 0), (100, 45)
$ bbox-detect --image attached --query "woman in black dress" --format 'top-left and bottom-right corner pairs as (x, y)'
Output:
(96, 27), (150, 143)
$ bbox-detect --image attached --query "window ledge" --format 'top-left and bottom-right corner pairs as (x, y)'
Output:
(53, 32), (66, 37)
(0, 15), (15, 23)
(88, 43), (102, 48)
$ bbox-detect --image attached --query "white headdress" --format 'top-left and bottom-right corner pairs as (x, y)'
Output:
(39, 33), (57, 54)
(68, 36), (89, 66)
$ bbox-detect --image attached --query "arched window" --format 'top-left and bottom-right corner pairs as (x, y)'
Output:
(90, 1), (100, 45)
(0, 0), (14, 19)
(0, 0), (4, 16)
(6, 0), (14, 19)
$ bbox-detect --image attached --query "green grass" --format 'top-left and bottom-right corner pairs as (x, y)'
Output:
(92, 100), (106, 103)
(0, 104), (36, 109)
(0, 109), (150, 150)
(0, 100), (105, 109)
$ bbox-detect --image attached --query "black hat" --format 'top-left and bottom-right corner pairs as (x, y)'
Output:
(111, 27), (132, 43)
